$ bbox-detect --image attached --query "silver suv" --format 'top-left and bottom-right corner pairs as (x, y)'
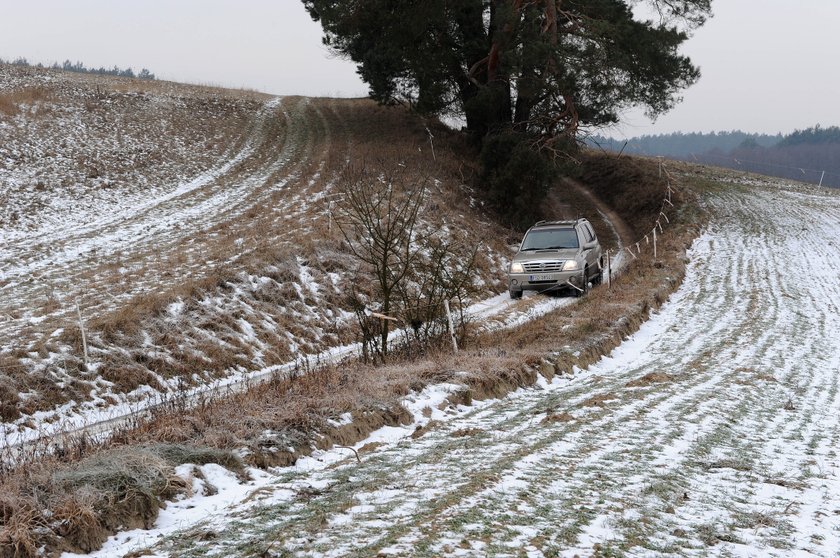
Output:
(508, 219), (603, 299)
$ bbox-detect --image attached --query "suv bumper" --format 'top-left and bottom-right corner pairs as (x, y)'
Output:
(508, 270), (586, 293)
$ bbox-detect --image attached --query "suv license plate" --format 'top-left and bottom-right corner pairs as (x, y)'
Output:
(529, 274), (552, 281)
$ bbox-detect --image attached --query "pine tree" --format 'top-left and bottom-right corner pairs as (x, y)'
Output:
(303, 0), (710, 145)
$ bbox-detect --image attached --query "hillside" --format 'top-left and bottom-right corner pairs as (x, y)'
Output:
(0, 62), (525, 433)
(74, 164), (840, 558)
(0, 63), (700, 556)
(7, 63), (838, 558)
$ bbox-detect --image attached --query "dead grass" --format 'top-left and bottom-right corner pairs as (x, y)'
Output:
(0, 86), (52, 116)
(0, 373), (22, 422)
(99, 365), (165, 393)
(578, 152), (677, 240)
(541, 411), (575, 424)
(0, 442), (238, 557)
(0, 65), (711, 554)
(626, 372), (674, 388)
(581, 393), (617, 408)
(0, 96), (16, 117)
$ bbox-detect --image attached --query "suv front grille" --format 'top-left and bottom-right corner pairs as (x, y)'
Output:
(523, 260), (565, 273)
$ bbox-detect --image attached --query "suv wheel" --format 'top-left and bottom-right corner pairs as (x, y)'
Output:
(592, 257), (604, 286)
(577, 268), (591, 297)
(510, 289), (523, 300)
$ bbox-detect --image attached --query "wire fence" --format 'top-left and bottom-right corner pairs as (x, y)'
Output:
(612, 159), (683, 266)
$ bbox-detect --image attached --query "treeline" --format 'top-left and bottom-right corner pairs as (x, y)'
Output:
(1, 57), (155, 80)
(779, 124), (840, 147)
(591, 126), (840, 188)
(587, 130), (782, 158)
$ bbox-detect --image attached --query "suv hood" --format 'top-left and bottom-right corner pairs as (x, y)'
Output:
(513, 248), (579, 263)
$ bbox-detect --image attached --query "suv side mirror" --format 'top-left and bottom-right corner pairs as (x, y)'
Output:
(582, 240), (597, 250)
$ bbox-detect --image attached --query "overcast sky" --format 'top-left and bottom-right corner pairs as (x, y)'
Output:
(1, 1), (838, 138)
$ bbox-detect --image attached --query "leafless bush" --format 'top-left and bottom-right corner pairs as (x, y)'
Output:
(334, 162), (428, 361)
(334, 160), (482, 362)
(344, 281), (384, 363)
(397, 236), (479, 355)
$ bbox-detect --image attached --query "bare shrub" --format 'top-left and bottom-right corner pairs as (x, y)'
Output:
(397, 235), (479, 355)
(334, 162), (428, 361)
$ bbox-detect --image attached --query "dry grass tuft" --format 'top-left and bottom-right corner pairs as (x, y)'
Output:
(0, 86), (52, 116)
(0, 96), (16, 117)
(451, 427), (484, 438)
(581, 393), (617, 408)
(541, 411), (575, 424)
(0, 505), (42, 558)
(52, 489), (109, 553)
(53, 448), (188, 531)
(100, 365), (164, 393)
(625, 372), (674, 388)
(0, 374), (22, 422)
(0, 441), (239, 557)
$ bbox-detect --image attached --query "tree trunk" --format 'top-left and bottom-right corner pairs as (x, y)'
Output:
(514, 70), (536, 126)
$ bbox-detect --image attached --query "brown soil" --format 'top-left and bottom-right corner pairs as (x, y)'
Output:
(625, 372), (674, 388)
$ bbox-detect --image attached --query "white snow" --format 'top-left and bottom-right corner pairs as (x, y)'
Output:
(67, 175), (840, 558)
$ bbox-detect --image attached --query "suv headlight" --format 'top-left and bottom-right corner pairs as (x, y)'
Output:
(562, 260), (580, 271)
(510, 262), (524, 273)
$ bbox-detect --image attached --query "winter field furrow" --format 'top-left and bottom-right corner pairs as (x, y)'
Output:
(1, 65), (531, 447)
(103, 178), (840, 558)
(0, 96), (310, 343)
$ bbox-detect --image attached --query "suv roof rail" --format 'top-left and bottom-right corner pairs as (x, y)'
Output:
(532, 219), (585, 228)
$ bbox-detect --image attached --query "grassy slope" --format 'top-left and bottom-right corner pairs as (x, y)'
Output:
(0, 64), (513, 426)
(0, 65), (707, 556)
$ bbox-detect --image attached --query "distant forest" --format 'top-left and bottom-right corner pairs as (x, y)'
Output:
(1, 57), (155, 80)
(589, 126), (840, 188)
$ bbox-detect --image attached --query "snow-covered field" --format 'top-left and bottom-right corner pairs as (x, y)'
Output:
(2, 65), (533, 438)
(6, 64), (625, 468)
(75, 177), (840, 557)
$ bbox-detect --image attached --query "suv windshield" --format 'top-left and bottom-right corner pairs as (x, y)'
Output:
(520, 228), (579, 251)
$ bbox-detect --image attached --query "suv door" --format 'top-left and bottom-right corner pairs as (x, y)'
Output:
(579, 222), (601, 275)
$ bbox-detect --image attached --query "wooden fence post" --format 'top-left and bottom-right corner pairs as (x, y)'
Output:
(443, 300), (458, 353)
(76, 302), (89, 369)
